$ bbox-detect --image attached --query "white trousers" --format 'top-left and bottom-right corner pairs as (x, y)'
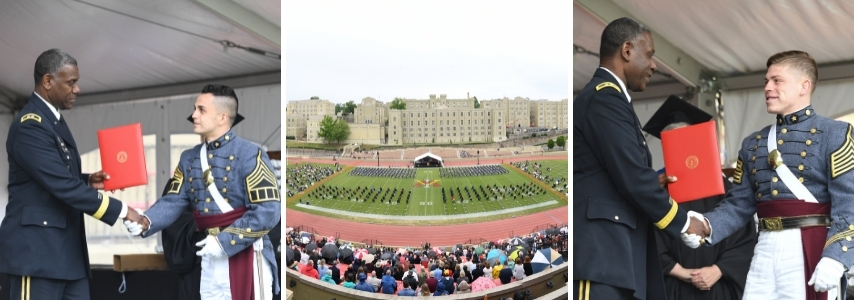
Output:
(743, 229), (837, 300)
(200, 240), (273, 300)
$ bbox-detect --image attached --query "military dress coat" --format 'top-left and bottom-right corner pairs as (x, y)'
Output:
(0, 93), (125, 280)
(704, 106), (854, 268)
(142, 130), (281, 294)
(574, 68), (689, 300)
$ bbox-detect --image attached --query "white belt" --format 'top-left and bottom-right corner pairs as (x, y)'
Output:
(767, 124), (817, 203)
(201, 144), (234, 212)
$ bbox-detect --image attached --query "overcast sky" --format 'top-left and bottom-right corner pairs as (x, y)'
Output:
(284, 0), (569, 104)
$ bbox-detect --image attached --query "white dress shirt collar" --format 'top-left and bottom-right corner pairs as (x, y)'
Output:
(34, 92), (61, 120)
(598, 67), (631, 103)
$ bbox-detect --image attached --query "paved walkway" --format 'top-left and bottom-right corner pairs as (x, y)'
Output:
(294, 200), (559, 220)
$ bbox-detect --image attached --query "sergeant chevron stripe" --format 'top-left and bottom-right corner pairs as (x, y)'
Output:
(246, 150), (280, 203)
(830, 125), (854, 179)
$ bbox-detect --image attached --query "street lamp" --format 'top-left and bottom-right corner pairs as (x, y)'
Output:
(477, 150), (480, 165)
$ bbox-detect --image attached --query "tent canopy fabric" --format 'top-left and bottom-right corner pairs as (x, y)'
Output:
(413, 153), (443, 162)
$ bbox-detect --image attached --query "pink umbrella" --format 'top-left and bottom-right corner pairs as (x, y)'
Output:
(470, 276), (498, 292)
(432, 246), (444, 256)
(397, 247), (408, 255)
(354, 248), (369, 260)
(326, 237), (335, 244)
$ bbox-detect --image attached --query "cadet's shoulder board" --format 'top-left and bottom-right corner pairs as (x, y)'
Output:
(168, 165), (184, 194)
(595, 82), (621, 93)
(831, 124), (854, 179)
(20, 113), (41, 123)
(733, 157), (744, 184)
(246, 150), (280, 203)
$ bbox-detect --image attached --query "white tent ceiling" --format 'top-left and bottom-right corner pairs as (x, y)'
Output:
(0, 0), (281, 111)
(574, 0), (854, 97)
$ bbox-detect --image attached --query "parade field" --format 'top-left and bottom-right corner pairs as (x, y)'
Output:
(285, 160), (567, 220)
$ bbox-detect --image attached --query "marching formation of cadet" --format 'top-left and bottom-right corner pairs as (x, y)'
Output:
(438, 165), (507, 178)
(350, 167), (416, 178)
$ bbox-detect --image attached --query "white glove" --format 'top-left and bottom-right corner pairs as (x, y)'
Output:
(123, 220), (143, 236)
(808, 257), (845, 292)
(680, 233), (702, 249)
(195, 235), (226, 258)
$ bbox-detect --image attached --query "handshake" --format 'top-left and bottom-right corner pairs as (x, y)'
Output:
(122, 208), (150, 236)
(680, 211), (711, 248)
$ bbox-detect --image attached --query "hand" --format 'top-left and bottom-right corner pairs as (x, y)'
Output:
(196, 235), (226, 258)
(124, 220), (143, 236)
(808, 257), (845, 292)
(669, 263), (696, 283)
(680, 232), (702, 249)
(691, 265), (722, 290)
(658, 173), (677, 187)
(88, 171), (110, 190)
(123, 208), (149, 232)
(685, 211), (710, 240)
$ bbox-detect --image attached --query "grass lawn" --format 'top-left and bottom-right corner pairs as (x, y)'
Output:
(286, 163), (566, 217)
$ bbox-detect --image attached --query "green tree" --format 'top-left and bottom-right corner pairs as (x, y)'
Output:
(390, 97), (407, 110)
(556, 136), (566, 148)
(332, 120), (350, 144)
(334, 103), (343, 115)
(473, 96), (480, 108)
(317, 116), (352, 145)
(343, 100), (357, 116)
(317, 115), (337, 144)
(547, 139), (555, 150)
(310, 96), (320, 100)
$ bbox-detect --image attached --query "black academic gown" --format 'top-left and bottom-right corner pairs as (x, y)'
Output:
(655, 178), (757, 300)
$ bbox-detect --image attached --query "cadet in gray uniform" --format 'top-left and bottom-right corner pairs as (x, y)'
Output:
(126, 84), (280, 300)
(688, 51), (854, 300)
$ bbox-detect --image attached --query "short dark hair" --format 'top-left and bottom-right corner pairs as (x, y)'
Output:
(201, 84), (238, 125)
(767, 50), (818, 94)
(34, 49), (77, 86)
(600, 17), (651, 60)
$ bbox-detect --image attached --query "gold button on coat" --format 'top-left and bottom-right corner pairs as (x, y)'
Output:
(229, 156), (235, 160)
(756, 135), (762, 140)
(204, 208), (209, 213)
(614, 216), (619, 220)
(781, 128), (788, 134)
(246, 228), (252, 232)
(231, 240), (236, 245)
(778, 140), (783, 145)
(239, 234), (244, 239)
(206, 198), (210, 203)
(772, 177), (778, 182)
(208, 154), (213, 159)
(222, 188), (227, 193)
(806, 140), (812, 146)
(798, 164), (804, 171)
(811, 128), (817, 134)
(772, 190), (778, 196)
(801, 151), (806, 158)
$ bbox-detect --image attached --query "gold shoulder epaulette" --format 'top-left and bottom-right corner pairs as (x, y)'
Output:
(20, 113), (41, 123)
(595, 82), (621, 93)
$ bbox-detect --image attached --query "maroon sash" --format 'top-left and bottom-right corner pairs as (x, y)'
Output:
(757, 200), (831, 300)
(193, 206), (253, 300)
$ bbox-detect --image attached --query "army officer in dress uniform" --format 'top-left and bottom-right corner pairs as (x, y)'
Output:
(125, 84), (281, 300)
(573, 17), (703, 300)
(687, 50), (854, 300)
(0, 49), (143, 300)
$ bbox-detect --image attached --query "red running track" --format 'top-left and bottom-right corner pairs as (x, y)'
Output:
(285, 206), (567, 247)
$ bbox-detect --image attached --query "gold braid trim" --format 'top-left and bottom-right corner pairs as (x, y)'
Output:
(168, 166), (184, 194)
(825, 229), (854, 249)
(223, 227), (269, 238)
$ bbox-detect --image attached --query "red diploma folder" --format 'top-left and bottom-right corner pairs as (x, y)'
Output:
(97, 123), (148, 190)
(660, 120), (724, 203)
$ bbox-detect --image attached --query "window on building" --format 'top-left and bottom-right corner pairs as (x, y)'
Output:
(453, 112), (456, 117)
(411, 121), (413, 126)
(418, 121), (420, 126)
(432, 121), (435, 125)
